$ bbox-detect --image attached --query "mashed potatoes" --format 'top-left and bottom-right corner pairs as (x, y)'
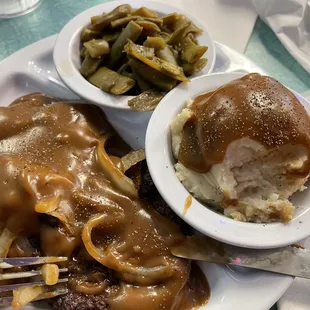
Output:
(171, 74), (310, 223)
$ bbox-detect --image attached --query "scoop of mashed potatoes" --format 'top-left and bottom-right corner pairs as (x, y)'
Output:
(171, 74), (310, 223)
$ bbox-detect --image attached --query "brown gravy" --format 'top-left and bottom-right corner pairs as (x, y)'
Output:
(179, 73), (310, 174)
(0, 93), (209, 309)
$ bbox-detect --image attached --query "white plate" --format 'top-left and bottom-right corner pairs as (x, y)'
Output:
(145, 72), (310, 249)
(53, 0), (216, 110)
(0, 35), (292, 310)
(278, 238), (310, 310)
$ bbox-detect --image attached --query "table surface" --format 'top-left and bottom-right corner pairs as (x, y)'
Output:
(1, 1), (310, 309)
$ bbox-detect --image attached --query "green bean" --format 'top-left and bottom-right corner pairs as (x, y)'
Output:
(132, 70), (151, 92)
(144, 36), (166, 50)
(142, 18), (163, 27)
(158, 32), (171, 42)
(168, 22), (203, 45)
(135, 20), (161, 32)
(88, 67), (136, 95)
(144, 37), (178, 65)
(131, 7), (158, 18)
(91, 14), (104, 24)
(157, 46), (178, 65)
(84, 39), (110, 58)
(128, 58), (177, 91)
(181, 58), (208, 75)
(80, 55), (103, 77)
(187, 32), (198, 44)
(110, 16), (139, 28)
(90, 4), (132, 31)
(125, 40), (188, 82)
(162, 13), (179, 27)
(102, 31), (121, 43)
(108, 21), (143, 69)
(169, 46), (179, 59)
(172, 14), (190, 30)
(80, 27), (101, 42)
(179, 36), (208, 63)
(128, 90), (164, 112)
(80, 46), (87, 59)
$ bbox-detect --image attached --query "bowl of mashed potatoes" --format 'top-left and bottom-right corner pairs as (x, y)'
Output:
(146, 72), (310, 248)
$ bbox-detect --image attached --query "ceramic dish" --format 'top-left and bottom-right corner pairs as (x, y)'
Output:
(53, 0), (216, 109)
(0, 34), (292, 310)
(145, 72), (310, 249)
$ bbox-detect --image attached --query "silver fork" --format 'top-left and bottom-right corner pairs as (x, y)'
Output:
(0, 256), (69, 307)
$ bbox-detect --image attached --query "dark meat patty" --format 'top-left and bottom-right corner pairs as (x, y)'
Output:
(139, 162), (192, 235)
(51, 292), (110, 310)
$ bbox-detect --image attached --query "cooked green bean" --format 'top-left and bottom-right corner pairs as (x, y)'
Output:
(144, 37), (178, 65)
(131, 7), (158, 18)
(181, 58), (208, 75)
(157, 46), (178, 65)
(90, 4), (132, 31)
(143, 36), (166, 49)
(125, 40), (188, 82)
(80, 27), (101, 42)
(132, 71), (151, 92)
(102, 31), (121, 43)
(91, 14), (103, 24)
(143, 18), (163, 27)
(128, 58), (177, 91)
(187, 32), (198, 44)
(135, 20), (161, 32)
(179, 36), (208, 63)
(80, 46), (87, 59)
(158, 32), (171, 42)
(128, 90), (163, 111)
(172, 14), (190, 30)
(80, 55), (103, 77)
(108, 21), (143, 69)
(162, 13), (179, 27)
(88, 67), (136, 95)
(110, 16), (139, 28)
(169, 46), (179, 59)
(84, 39), (110, 58)
(168, 22), (203, 45)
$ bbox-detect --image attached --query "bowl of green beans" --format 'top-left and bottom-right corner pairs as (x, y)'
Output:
(53, 0), (215, 149)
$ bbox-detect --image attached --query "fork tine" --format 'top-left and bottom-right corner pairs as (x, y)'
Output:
(0, 257), (67, 269)
(0, 278), (68, 293)
(0, 287), (69, 307)
(0, 268), (68, 281)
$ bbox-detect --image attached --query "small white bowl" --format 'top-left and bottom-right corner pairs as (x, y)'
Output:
(53, 0), (215, 149)
(145, 72), (310, 249)
(53, 0), (215, 109)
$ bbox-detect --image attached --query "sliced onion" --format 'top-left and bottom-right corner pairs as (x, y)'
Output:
(96, 136), (138, 198)
(12, 286), (43, 309)
(121, 150), (146, 172)
(82, 213), (172, 285)
(35, 196), (61, 214)
(0, 227), (16, 258)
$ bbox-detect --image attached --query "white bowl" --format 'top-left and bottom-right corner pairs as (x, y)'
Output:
(53, 0), (215, 109)
(145, 72), (310, 249)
